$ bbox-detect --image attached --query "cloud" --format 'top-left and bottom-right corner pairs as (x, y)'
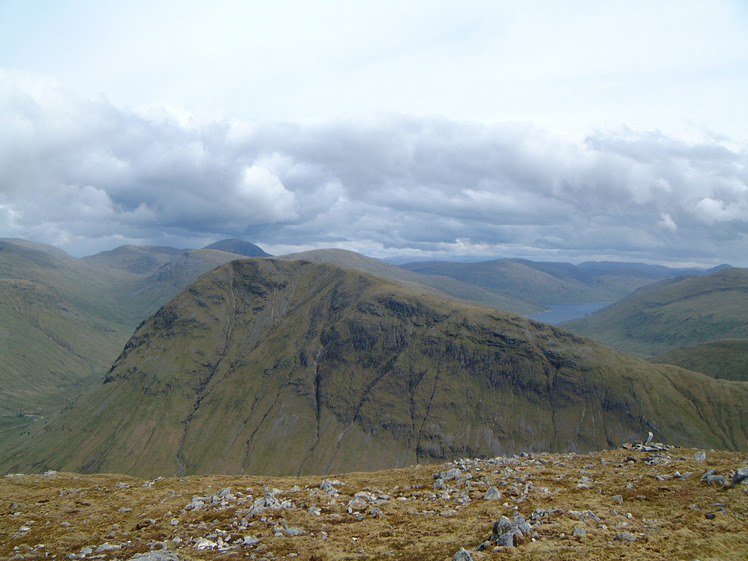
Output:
(0, 70), (746, 266)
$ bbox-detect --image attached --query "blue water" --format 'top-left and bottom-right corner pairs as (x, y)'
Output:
(528, 302), (612, 325)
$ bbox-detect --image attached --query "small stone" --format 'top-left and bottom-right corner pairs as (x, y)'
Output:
(438, 468), (464, 481)
(242, 536), (260, 546)
(705, 474), (728, 486)
(285, 525), (305, 536)
(612, 494), (624, 505)
(694, 451), (707, 462)
(483, 486), (501, 500)
(452, 547), (474, 561)
(572, 526), (587, 537)
(495, 516), (513, 534)
(495, 532), (515, 548)
(615, 531), (637, 542)
(194, 537), (217, 550)
(128, 552), (182, 561)
(95, 543), (119, 553)
(368, 506), (384, 517)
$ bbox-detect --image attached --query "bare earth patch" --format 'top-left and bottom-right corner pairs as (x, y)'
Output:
(1, 448), (746, 561)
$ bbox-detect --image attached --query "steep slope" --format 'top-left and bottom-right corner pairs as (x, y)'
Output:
(561, 268), (748, 357)
(400, 259), (716, 306)
(0, 239), (265, 447)
(281, 249), (541, 315)
(6, 258), (745, 478)
(650, 338), (748, 382)
(0, 241), (134, 407)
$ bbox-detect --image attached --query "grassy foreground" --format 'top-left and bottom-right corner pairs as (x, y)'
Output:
(1, 448), (746, 561)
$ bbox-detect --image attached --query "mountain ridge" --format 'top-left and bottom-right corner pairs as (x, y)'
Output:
(4, 258), (744, 478)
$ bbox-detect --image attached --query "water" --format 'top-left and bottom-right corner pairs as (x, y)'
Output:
(528, 302), (612, 325)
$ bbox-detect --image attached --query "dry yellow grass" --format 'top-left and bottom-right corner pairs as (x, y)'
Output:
(1, 448), (746, 561)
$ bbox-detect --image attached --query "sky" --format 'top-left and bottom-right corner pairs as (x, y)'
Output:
(1, 0), (747, 266)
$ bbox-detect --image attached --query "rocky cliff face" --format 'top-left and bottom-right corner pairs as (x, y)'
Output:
(8, 259), (746, 477)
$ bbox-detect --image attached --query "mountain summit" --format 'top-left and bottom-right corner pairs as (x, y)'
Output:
(7, 258), (745, 477)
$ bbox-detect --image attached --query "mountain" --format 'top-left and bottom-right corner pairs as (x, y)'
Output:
(561, 268), (748, 357)
(0, 239), (268, 452)
(81, 244), (182, 275)
(4, 258), (744, 478)
(281, 249), (542, 315)
(204, 238), (271, 257)
(400, 258), (720, 307)
(649, 339), (748, 382)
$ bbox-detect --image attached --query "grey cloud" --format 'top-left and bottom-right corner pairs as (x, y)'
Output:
(1, 74), (746, 265)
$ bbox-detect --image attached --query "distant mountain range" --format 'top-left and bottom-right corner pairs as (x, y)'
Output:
(3, 258), (744, 477)
(400, 258), (729, 306)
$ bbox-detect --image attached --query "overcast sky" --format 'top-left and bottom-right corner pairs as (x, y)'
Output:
(1, 0), (747, 266)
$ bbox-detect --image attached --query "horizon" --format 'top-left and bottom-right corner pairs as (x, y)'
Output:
(2, 235), (735, 271)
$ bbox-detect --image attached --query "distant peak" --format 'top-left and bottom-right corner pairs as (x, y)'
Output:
(202, 239), (271, 257)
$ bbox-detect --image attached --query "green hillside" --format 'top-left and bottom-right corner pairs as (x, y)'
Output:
(5, 258), (744, 478)
(561, 268), (748, 357)
(650, 338), (748, 381)
(0, 239), (253, 450)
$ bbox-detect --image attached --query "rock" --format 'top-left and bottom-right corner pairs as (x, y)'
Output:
(128, 553), (182, 561)
(495, 532), (515, 547)
(491, 514), (529, 548)
(612, 494), (624, 505)
(285, 525), (305, 536)
(705, 474), (728, 486)
(730, 467), (748, 487)
(437, 468), (464, 481)
(452, 547), (474, 560)
(242, 535), (260, 546)
(347, 496), (367, 512)
(320, 479), (341, 495)
(194, 537), (217, 550)
(694, 451), (707, 462)
(184, 496), (205, 511)
(615, 531), (637, 542)
(247, 491), (290, 516)
(95, 543), (120, 553)
(492, 516), (513, 536)
(483, 486), (501, 500)
(572, 526), (587, 537)
(369, 506), (384, 518)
